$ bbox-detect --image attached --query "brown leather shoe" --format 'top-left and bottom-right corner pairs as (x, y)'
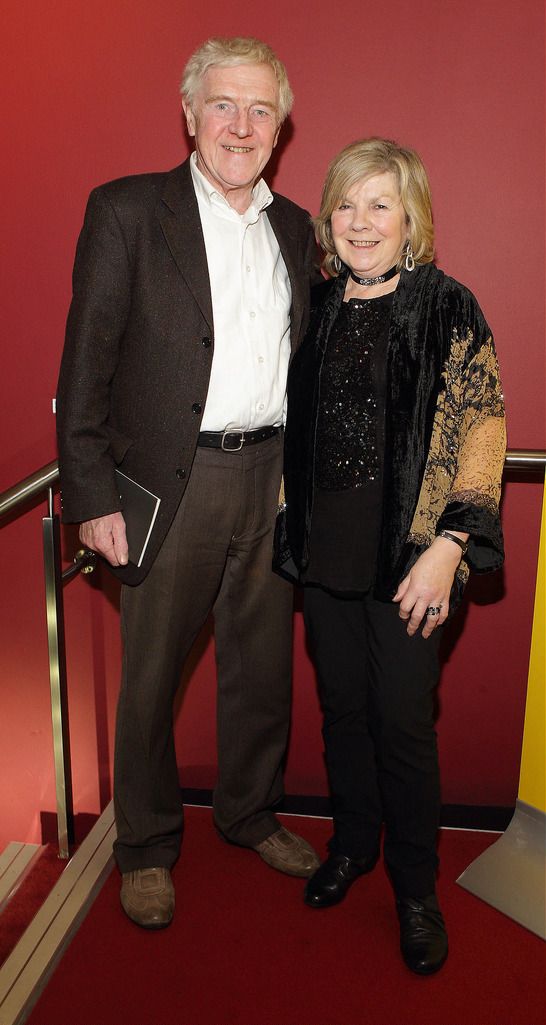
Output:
(120, 867), (175, 929)
(253, 827), (320, 877)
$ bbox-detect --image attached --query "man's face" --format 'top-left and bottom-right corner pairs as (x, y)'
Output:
(183, 63), (281, 212)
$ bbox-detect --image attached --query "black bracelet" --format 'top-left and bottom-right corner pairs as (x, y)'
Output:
(437, 529), (468, 555)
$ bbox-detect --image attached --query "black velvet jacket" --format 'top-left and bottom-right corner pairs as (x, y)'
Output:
(274, 263), (506, 606)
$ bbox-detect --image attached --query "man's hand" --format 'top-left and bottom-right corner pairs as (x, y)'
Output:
(393, 535), (466, 639)
(79, 512), (128, 567)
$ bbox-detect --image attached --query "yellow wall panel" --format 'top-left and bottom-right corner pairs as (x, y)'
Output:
(519, 475), (546, 812)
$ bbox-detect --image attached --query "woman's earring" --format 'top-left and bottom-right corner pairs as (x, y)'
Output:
(404, 240), (415, 272)
(333, 254), (343, 274)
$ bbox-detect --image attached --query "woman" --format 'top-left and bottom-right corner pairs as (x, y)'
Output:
(274, 138), (505, 974)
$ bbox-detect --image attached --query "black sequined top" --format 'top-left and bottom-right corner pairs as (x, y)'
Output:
(303, 291), (394, 593)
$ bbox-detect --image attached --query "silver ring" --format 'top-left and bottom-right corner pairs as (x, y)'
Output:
(426, 606), (442, 616)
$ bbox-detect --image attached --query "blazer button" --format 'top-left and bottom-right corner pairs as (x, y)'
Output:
(201, 336), (211, 348)
(176, 468), (186, 479)
(191, 403), (202, 414)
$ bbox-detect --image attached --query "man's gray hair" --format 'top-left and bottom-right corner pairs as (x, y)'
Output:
(180, 37), (293, 125)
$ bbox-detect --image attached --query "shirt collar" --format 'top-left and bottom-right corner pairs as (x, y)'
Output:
(190, 151), (273, 223)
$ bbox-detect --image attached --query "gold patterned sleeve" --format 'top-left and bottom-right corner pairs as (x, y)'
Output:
(436, 334), (506, 571)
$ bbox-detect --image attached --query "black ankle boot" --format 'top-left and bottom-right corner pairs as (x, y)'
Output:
(304, 852), (377, 908)
(396, 894), (448, 974)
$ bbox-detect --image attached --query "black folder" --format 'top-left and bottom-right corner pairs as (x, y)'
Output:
(115, 469), (161, 567)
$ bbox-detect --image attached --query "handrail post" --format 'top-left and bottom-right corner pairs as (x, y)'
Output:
(42, 488), (74, 858)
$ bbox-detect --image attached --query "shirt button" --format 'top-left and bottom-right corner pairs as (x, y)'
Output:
(257, 403), (265, 411)
(192, 403), (202, 414)
(246, 266), (251, 273)
(176, 468), (186, 479)
(258, 356), (264, 364)
(250, 311), (256, 319)
(201, 336), (211, 348)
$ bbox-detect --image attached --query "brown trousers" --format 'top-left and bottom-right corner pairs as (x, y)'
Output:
(113, 433), (293, 872)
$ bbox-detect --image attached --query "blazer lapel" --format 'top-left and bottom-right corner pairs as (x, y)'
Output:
(266, 200), (305, 352)
(158, 165), (306, 346)
(157, 160), (214, 331)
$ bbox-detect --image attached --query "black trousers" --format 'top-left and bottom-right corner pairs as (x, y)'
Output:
(113, 434), (293, 872)
(303, 585), (442, 897)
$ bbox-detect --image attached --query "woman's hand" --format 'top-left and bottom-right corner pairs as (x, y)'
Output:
(393, 535), (467, 638)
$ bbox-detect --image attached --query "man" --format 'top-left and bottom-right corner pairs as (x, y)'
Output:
(57, 37), (319, 929)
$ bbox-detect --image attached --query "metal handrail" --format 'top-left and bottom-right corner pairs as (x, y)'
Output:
(1, 449), (545, 520)
(1, 461), (96, 859)
(0, 448), (544, 859)
(504, 450), (546, 470)
(0, 460), (59, 517)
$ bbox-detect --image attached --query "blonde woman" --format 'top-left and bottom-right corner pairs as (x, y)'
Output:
(275, 138), (505, 974)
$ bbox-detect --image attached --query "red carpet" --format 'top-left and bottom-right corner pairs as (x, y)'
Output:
(27, 809), (545, 1025)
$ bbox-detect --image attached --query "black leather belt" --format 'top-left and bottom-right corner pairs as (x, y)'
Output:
(198, 426), (281, 451)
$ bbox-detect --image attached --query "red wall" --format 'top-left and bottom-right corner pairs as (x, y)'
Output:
(1, 0), (544, 848)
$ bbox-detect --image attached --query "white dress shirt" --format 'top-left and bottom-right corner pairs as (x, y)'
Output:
(190, 153), (292, 432)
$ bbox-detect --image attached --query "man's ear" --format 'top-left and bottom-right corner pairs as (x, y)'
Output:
(182, 99), (196, 138)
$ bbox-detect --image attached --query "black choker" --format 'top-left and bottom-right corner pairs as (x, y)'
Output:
(348, 264), (399, 287)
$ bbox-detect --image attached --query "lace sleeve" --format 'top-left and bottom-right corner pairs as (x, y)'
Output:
(437, 335), (506, 570)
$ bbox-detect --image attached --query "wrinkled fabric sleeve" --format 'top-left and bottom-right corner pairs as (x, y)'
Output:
(56, 188), (132, 523)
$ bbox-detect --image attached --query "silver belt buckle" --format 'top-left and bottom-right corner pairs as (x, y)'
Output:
(221, 427), (245, 451)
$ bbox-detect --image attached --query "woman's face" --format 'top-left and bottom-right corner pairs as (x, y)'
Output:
(330, 171), (408, 278)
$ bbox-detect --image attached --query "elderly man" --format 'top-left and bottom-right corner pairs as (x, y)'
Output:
(57, 37), (319, 929)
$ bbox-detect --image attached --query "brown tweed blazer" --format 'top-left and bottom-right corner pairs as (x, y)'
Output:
(57, 158), (317, 584)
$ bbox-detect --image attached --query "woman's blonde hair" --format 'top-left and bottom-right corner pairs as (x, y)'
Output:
(315, 138), (435, 276)
(180, 37), (293, 125)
